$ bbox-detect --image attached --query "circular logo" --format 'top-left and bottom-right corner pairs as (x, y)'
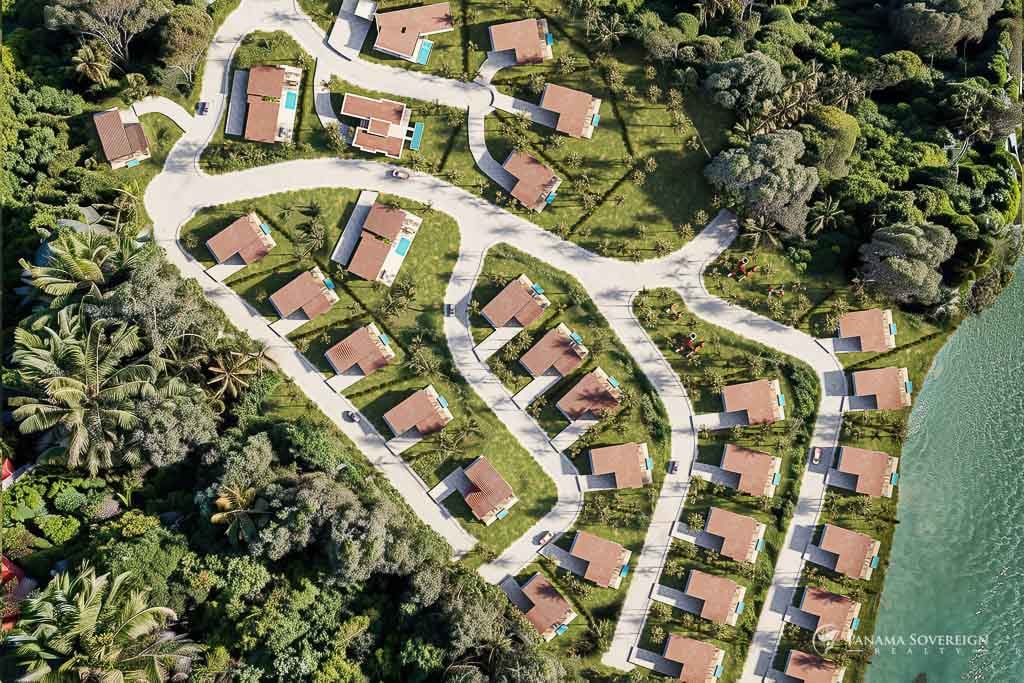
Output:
(812, 624), (841, 655)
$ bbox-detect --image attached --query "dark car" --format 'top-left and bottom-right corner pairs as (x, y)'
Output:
(196, 101), (209, 116)
(668, 460), (679, 474)
(445, 303), (455, 317)
(343, 410), (360, 423)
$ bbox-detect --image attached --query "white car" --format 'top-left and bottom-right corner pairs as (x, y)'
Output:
(537, 531), (554, 546)
(812, 447), (822, 466)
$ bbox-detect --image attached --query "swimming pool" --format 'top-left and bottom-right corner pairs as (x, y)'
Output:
(416, 40), (433, 65)
(395, 237), (412, 256)
(284, 91), (298, 110)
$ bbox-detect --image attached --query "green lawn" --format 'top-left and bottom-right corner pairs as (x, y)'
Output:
(631, 287), (823, 683)
(201, 31), (327, 174)
(179, 189), (555, 565)
(467, 244), (671, 669)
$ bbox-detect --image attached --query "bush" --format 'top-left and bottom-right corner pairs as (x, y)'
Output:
(35, 514), (80, 545)
(52, 486), (89, 514)
(673, 12), (700, 41)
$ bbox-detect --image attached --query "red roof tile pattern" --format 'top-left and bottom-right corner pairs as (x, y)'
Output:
(480, 274), (547, 327)
(462, 456), (515, 520)
(488, 18), (549, 64)
(383, 386), (452, 436)
(503, 151), (559, 211)
(705, 507), (763, 563)
(836, 446), (898, 498)
(838, 308), (895, 353)
(570, 531), (628, 587)
(521, 573), (574, 636)
(206, 213), (274, 264)
(373, 3), (454, 59)
(684, 570), (743, 624)
(519, 324), (588, 377)
(589, 442), (649, 489)
(324, 324), (395, 377)
(785, 650), (845, 683)
(852, 367), (911, 410)
(721, 444), (780, 497)
(556, 369), (622, 421)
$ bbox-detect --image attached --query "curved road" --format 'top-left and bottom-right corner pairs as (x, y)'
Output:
(141, 0), (851, 678)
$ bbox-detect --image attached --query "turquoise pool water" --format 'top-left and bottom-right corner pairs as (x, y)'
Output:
(867, 259), (1024, 682)
(284, 91), (297, 110)
(416, 40), (433, 65)
(395, 237), (412, 256)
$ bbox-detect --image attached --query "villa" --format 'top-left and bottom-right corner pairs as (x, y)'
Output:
(556, 368), (622, 421)
(703, 507), (766, 564)
(345, 202), (422, 286)
(837, 308), (896, 353)
(797, 586), (861, 642)
(722, 378), (785, 425)
(661, 634), (725, 683)
(93, 108), (150, 169)
(268, 267), (339, 323)
(720, 444), (781, 498)
(205, 213), (276, 267)
(324, 323), (396, 391)
(480, 274), (550, 328)
(383, 385), (453, 438)
(519, 323), (589, 378)
(814, 524), (881, 580)
(518, 573), (577, 640)
(503, 151), (562, 211)
(488, 18), (553, 64)
(683, 569), (746, 626)
(340, 94), (420, 159)
(569, 531), (631, 588)
(372, 3), (454, 64)
(460, 456), (518, 525)
(851, 367), (912, 410)
(242, 65), (303, 143)
(540, 83), (602, 139)
(784, 650), (846, 683)
(834, 446), (900, 498)
(588, 442), (653, 489)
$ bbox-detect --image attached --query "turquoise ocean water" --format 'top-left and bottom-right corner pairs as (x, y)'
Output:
(867, 262), (1024, 682)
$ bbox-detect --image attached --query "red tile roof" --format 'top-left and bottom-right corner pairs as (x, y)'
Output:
(269, 270), (335, 319)
(819, 524), (880, 579)
(503, 151), (559, 211)
(540, 84), (599, 138)
(362, 203), (409, 241)
(93, 110), (149, 163)
(324, 324), (395, 376)
(705, 507), (763, 563)
(684, 570), (743, 624)
(556, 369), (622, 421)
(480, 274), (547, 327)
(206, 213), (274, 264)
(837, 446), (898, 498)
(353, 127), (406, 157)
(488, 18), (549, 64)
(373, 3), (454, 59)
(722, 379), (783, 424)
(519, 324), (588, 377)
(721, 444), (780, 497)
(247, 65), (286, 97)
(800, 587), (860, 642)
(838, 308), (894, 353)
(340, 93), (407, 125)
(244, 99), (280, 143)
(570, 531), (628, 587)
(347, 234), (392, 282)
(462, 456), (515, 520)
(589, 442), (649, 489)
(521, 573), (573, 636)
(383, 386), (452, 435)
(662, 635), (725, 683)
(852, 367), (911, 410)
(785, 650), (845, 683)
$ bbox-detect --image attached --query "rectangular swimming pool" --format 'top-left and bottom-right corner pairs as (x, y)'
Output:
(416, 40), (433, 65)
(284, 91), (298, 110)
(395, 236), (412, 256)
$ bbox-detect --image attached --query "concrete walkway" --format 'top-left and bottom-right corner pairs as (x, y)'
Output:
(136, 1), (855, 677)
(133, 96), (194, 131)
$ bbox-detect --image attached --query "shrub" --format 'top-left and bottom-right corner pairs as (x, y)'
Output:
(673, 12), (700, 41)
(52, 486), (89, 514)
(35, 514), (80, 545)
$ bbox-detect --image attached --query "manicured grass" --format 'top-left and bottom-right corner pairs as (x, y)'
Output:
(631, 287), (823, 682)
(469, 244), (671, 667)
(201, 32), (327, 174)
(179, 189), (555, 564)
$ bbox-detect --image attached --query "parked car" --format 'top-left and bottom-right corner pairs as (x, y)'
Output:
(812, 447), (822, 466)
(444, 303), (455, 317)
(537, 531), (554, 546)
(343, 410), (360, 423)
(196, 101), (209, 116)
(667, 460), (679, 474)
(391, 168), (410, 180)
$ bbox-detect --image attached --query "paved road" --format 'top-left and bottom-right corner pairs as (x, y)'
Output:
(140, 1), (852, 677)
(132, 96), (195, 131)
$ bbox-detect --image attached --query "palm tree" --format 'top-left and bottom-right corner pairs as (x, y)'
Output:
(296, 218), (327, 258)
(19, 231), (146, 307)
(807, 195), (843, 235)
(741, 216), (784, 251)
(11, 320), (157, 476)
(210, 484), (266, 544)
(5, 565), (202, 681)
(72, 42), (112, 87)
(594, 14), (628, 48)
(206, 351), (258, 399)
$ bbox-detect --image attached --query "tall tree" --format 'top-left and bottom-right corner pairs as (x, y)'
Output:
(48, 0), (173, 66)
(71, 41), (112, 87)
(162, 4), (214, 88)
(859, 221), (956, 305)
(5, 565), (202, 681)
(11, 319), (157, 475)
